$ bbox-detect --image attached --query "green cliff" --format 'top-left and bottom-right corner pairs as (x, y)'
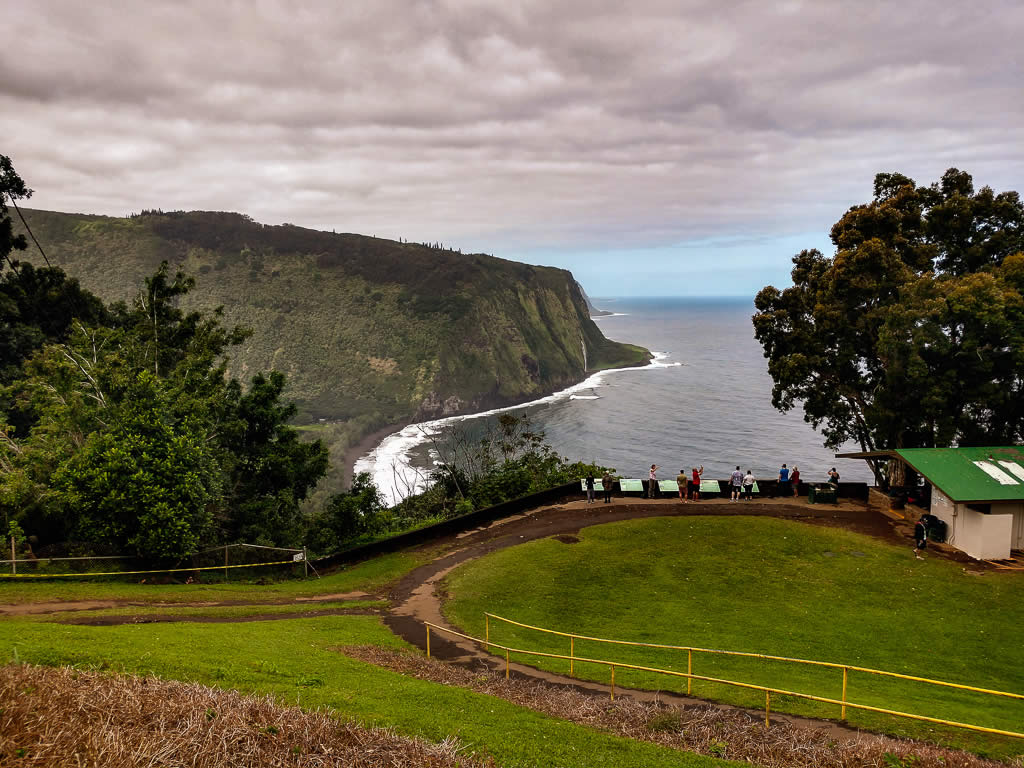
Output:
(14, 209), (649, 448)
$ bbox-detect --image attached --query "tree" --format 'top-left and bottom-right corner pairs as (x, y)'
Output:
(0, 154), (29, 272)
(0, 155), (106, 391)
(57, 370), (219, 560)
(753, 169), (1024, 484)
(218, 371), (329, 546)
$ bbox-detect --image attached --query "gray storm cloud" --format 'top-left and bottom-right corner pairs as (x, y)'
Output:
(2, 0), (1022, 266)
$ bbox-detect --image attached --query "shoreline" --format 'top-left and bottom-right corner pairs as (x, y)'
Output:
(341, 422), (408, 488)
(352, 352), (672, 504)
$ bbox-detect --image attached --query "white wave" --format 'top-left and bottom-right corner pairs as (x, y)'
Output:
(591, 312), (629, 318)
(353, 352), (680, 505)
(569, 394), (600, 400)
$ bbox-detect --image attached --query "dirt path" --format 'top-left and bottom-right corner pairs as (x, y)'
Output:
(57, 606), (383, 626)
(383, 495), (923, 740)
(0, 591), (372, 617)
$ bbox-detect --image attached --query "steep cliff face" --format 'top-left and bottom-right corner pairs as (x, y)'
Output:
(15, 210), (649, 430)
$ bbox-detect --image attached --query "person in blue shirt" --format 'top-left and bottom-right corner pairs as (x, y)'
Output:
(778, 463), (790, 497)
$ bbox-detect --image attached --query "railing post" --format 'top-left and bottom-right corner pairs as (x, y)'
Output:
(765, 691), (771, 727)
(841, 666), (848, 720)
(224, 545), (228, 582)
(426, 625), (431, 658)
(570, 636), (575, 676)
(505, 650), (510, 679)
(610, 666), (615, 701)
(687, 649), (692, 695)
(485, 614), (490, 652)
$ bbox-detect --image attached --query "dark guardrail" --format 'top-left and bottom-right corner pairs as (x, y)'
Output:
(314, 481), (579, 569)
(314, 478), (870, 569)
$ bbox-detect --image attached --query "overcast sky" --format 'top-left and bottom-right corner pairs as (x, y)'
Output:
(4, 1), (1023, 296)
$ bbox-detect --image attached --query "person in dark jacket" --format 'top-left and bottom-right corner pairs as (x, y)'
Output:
(601, 471), (614, 503)
(585, 473), (596, 504)
(913, 515), (928, 559)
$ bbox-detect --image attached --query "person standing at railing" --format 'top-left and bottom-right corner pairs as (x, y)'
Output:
(730, 466), (744, 501)
(647, 464), (659, 498)
(601, 470), (614, 503)
(742, 469), (755, 500)
(676, 469), (688, 502)
(778, 463), (790, 497)
(585, 472), (596, 504)
(689, 465), (703, 500)
(790, 466), (801, 497)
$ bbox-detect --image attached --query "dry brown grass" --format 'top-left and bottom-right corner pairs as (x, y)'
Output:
(342, 645), (1021, 768)
(0, 664), (493, 767)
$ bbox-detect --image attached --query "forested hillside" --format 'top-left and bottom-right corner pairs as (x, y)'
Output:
(13, 209), (648, 484)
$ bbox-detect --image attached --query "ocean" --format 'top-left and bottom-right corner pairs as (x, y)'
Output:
(355, 297), (872, 504)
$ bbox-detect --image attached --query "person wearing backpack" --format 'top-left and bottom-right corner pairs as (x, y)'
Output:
(913, 514), (928, 559)
(601, 470), (615, 504)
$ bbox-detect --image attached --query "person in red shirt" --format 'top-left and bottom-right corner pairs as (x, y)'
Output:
(689, 465), (704, 501)
(790, 466), (801, 497)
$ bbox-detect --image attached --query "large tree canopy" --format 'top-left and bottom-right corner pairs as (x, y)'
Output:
(0, 155), (328, 559)
(753, 169), (1024, 483)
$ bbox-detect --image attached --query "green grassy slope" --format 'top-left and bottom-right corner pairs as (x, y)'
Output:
(14, 209), (649, 431)
(0, 617), (733, 768)
(445, 517), (1024, 759)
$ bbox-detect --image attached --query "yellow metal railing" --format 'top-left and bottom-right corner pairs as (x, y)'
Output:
(422, 617), (1024, 740)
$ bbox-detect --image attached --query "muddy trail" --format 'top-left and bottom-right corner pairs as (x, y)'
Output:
(0, 591), (373, 617)
(58, 606), (383, 626)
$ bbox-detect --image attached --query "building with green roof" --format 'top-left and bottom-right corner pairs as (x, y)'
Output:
(837, 446), (1024, 561)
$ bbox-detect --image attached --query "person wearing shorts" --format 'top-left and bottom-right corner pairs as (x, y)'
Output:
(676, 470), (688, 502)
(690, 465), (703, 501)
(730, 466), (743, 501)
(742, 470), (755, 500)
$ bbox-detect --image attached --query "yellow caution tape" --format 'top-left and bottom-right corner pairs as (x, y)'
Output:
(0, 559), (297, 579)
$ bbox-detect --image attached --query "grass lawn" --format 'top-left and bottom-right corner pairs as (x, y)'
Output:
(0, 616), (736, 768)
(444, 516), (1024, 760)
(0, 550), (426, 605)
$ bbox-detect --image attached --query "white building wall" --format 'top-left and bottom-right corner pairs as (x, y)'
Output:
(956, 508), (1013, 560)
(993, 503), (1024, 550)
(929, 489), (958, 542)
(930, 490), (1019, 559)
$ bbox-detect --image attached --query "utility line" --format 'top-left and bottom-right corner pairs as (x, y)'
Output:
(9, 195), (51, 268)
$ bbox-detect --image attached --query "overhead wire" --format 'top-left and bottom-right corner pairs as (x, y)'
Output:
(9, 194), (51, 268)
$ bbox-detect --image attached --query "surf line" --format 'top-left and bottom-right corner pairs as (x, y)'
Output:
(354, 353), (681, 506)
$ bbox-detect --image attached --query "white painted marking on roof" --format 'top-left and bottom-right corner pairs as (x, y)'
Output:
(997, 461), (1024, 482)
(973, 461), (1020, 485)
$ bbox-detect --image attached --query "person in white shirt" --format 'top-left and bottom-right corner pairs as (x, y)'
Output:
(742, 470), (756, 500)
